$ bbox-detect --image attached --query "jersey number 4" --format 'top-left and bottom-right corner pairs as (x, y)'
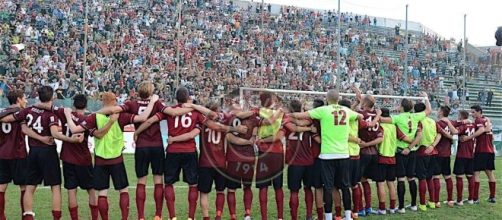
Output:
(365, 116), (379, 131)
(27, 114), (43, 133)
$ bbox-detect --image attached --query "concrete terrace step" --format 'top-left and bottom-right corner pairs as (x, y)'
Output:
(442, 80), (502, 89)
(442, 82), (502, 93)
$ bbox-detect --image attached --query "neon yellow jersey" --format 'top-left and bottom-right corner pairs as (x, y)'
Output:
(257, 108), (283, 139)
(94, 114), (124, 159)
(309, 104), (358, 159)
(348, 119), (360, 157)
(391, 112), (426, 150)
(419, 117), (437, 146)
(379, 123), (398, 157)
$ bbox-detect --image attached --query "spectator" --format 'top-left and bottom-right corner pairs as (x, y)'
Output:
(487, 89), (494, 107)
(0, 0), (464, 110)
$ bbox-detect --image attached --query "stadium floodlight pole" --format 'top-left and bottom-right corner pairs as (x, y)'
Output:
(175, 0), (182, 89)
(82, 0), (89, 93)
(335, 0), (341, 90)
(260, 0), (264, 81)
(463, 14), (467, 103)
(404, 4), (409, 95)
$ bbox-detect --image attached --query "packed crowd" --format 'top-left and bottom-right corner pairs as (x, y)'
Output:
(0, 0), (462, 106)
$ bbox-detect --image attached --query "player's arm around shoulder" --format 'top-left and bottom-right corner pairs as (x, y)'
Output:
(291, 107), (319, 120)
(65, 108), (87, 134)
(165, 103), (195, 117)
(134, 94), (159, 122)
(133, 113), (161, 141)
(380, 111), (394, 124)
(22, 123), (55, 145)
(93, 113), (119, 138)
(168, 128), (201, 145)
(0, 107), (20, 121)
(226, 132), (254, 146)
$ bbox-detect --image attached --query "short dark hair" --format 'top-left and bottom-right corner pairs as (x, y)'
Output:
(401, 99), (413, 112)
(381, 107), (390, 117)
(414, 102), (426, 113)
(289, 99), (302, 113)
(176, 87), (189, 103)
(459, 110), (469, 119)
(439, 106), (451, 117)
(338, 99), (351, 108)
(73, 94), (87, 110)
(259, 91), (274, 107)
(470, 105), (482, 114)
(37, 86), (54, 102)
(7, 90), (24, 105)
(313, 99), (324, 108)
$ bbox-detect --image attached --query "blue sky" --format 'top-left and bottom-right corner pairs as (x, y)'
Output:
(244, 0), (501, 46)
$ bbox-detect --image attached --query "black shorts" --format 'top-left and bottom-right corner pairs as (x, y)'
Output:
(198, 167), (226, 193)
(63, 162), (93, 190)
(374, 163), (396, 182)
(311, 158), (323, 189)
(415, 155), (431, 180)
(350, 159), (361, 186)
(0, 158), (27, 185)
(453, 158), (474, 176)
(396, 150), (417, 178)
(26, 147), (61, 186)
(360, 154), (378, 179)
(433, 156), (451, 176)
(474, 153), (495, 171)
(135, 147), (165, 178)
(225, 160), (255, 189)
(287, 165), (313, 191)
(93, 162), (129, 191)
(164, 152), (198, 185)
(321, 158), (350, 190)
(255, 152), (284, 189)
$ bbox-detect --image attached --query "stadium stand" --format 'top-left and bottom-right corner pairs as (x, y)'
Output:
(0, 0), (500, 122)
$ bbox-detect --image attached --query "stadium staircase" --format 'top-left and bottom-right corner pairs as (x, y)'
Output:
(439, 75), (502, 120)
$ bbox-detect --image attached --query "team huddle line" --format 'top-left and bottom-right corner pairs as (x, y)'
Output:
(0, 82), (497, 220)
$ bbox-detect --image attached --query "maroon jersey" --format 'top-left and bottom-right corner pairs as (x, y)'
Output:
(157, 104), (206, 153)
(81, 112), (135, 165)
(226, 114), (260, 163)
(0, 107), (27, 159)
(52, 107), (92, 166)
(285, 121), (314, 166)
(13, 106), (59, 147)
(199, 112), (230, 168)
(358, 110), (383, 155)
(435, 120), (452, 157)
(456, 122), (476, 159)
(120, 99), (165, 148)
(473, 116), (494, 154)
(311, 120), (321, 159)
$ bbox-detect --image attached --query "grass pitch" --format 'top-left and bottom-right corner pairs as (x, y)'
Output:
(3, 155), (501, 219)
